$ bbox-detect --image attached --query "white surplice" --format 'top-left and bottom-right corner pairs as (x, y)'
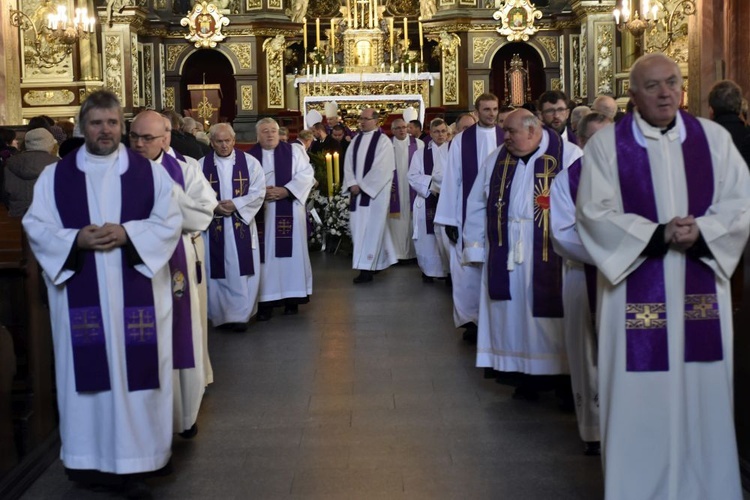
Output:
(436, 125), (504, 327)
(408, 141), (449, 278)
(22, 144), (182, 474)
(550, 166), (600, 443)
(388, 136), (423, 260)
(463, 130), (581, 373)
(157, 150), (216, 433)
(258, 145), (315, 302)
(577, 112), (750, 500)
(343, 131), (398, 271)
(200, 150), (265, 325)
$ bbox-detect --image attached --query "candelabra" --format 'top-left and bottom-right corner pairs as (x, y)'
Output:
(11, 2), (95, 68)
(613, 0), (696, 51)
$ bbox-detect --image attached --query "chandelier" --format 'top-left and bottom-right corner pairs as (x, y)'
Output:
(613, 0), (696, 50)
(11, 1), (95, 68)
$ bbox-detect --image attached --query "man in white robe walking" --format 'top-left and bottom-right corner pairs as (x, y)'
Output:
(577, 53), (750, 500)
(249, 118), (315, 320)
(130, 110), (216, 439)
(408, 118), (450, 281)
(435, 93), (503, 341)
(388, 118), (423, 261)
(463, 109), (581, 399)
(343, 108), (398, 283)
(22, 90), (182, 495)
(200, 123), (266, 331)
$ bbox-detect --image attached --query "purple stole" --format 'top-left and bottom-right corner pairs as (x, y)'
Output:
(423, 146), (438, 235)
(203, 149), (255, 278)
(349, 130), (382, 212)
(160, 153), (195, 370)
(55, 147), (159, 392)
(389, 136), (418, 215)
(564, 126), (578, 145)
(616, 111), (722, 372)
(171, 148), (186, 162)
(461, 124), (504, 228)
(486, 129), (564, 318)
(249, 141), (294, 262)
(567, 160), (597, 325)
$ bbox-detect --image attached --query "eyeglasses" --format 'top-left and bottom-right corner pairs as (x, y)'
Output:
(128, 132), (165, 143)
(541, 107), (568, 117)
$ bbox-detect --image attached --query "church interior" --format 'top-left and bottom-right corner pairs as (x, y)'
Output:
(1, 0), (750, 497)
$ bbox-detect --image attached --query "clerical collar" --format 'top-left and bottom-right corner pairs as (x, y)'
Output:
(153, 150), (164, 163)
(660, 118), (677, 135)
(515, 147), (540, 165)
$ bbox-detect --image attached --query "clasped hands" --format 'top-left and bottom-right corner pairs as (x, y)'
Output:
(214, 200), (237, 216)
(664, 215), (700, 250)
(265, 186), (289, 202)
(77, 223), (127, 251)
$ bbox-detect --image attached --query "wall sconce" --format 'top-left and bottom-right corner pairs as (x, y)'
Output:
(11, 1), (96, 68)
(613, 0), (696, 51)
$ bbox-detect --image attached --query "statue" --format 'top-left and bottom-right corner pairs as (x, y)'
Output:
(285, 0), (308, 23)
(104, 0), (135, 26)
(420, 0), (437, 21)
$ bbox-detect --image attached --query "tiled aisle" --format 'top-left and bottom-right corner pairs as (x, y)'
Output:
(22, 252), (604, 499)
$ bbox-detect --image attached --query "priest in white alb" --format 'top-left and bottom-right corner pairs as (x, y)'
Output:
(129, 110), (217, 439)
(388, 116), (423, 261)
(343, 108), (398, 283)
(201, 123), (266, 331)
(408, 117), (450, 281)
(577, 53), (750, 500)
(463, 109), (581, 399)
(249, 118), (315, 320)
(22, 91), (182, 494)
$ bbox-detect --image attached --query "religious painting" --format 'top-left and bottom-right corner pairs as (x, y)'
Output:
(492, 0), (542, 42)
(355, 40), (372, 66)
(509, 7), (526, 28)
(180, 2), (230, 49)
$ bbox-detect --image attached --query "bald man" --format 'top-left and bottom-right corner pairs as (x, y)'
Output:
(591, 95), (618, 120)
(130, 110), (217, 438)
(463, 108), (582, 399)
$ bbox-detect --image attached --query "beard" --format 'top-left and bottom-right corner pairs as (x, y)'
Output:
(86, 136), (120, 156)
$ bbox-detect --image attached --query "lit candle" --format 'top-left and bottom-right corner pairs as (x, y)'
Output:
(360, 0), (365, 30)
(369, 0), (373, 28)
(389, 17), (394, 48)
(418, 18), (423, 44)
(353, 0), (357, 28)
(643, 0), (650, 18)
(303, 17), (308, 53)
(333, 152), (340, 186)
(373, 0), (378, 26)
(401, 63), (404, 73)
(316, 18), (321, 48)
(613, 8), (620, 24)
(651, 4), (658, 19)
(331, 19), (336, 53)
(403, 17), (408, 48)
(325, 153), (334, 198)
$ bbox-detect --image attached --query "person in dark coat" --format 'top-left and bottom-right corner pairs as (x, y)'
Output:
(708, 79), (750, 168)
(3, 128), (58, 216)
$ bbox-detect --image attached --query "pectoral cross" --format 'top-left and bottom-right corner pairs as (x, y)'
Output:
(127, 309), (155, 343)
(635, 305), (661, 328)
(278, 218), (293, 235)
(234, 171), (248, 196)
(72, 310), (101, 343)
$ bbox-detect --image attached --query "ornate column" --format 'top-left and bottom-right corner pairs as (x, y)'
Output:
(0, 4), (22, 124)
(572, 1), (617, 102)
(262, 34), (288, 109)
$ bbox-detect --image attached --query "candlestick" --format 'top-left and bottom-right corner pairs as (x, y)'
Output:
(303, 17), (308, 53)
(316, 18), (321, 48)
(325, 153), (334, 199)
(330, 19), (336, 54)
(403, 17), (408, 48)
(333, 152), (340, 186)
(346, 0), (352, 26)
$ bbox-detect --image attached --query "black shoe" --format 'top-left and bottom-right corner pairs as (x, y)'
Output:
(353, 271), (374, 284)
(462, 323), (477, 344)
(231, 322), (248, 332)
(121, 479), (153, 500)
(257, 308), (273, 321)
(445, 274), (452, 287)
(422, 273), (434, 283)
(512, 386), (540, 401)
(584, 441), (601, 456)
(483, 367), (497, 379)
(179, 423), (198, 439)
(283, 304), (299, 315)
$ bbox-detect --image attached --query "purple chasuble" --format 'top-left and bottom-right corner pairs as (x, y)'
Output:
(160, 153), (195, 370)
(203, 149), (255, 277)
(423, 146), (438, 235)
(485, 129), (564, 318)
(567, 160), (597, 324)
(349, 131), (382, 212)
(389, 136), (418, 215)
(55, 147), (160, 392)
(249, 141), (294, 260)
(461, 124), (504, 229)
(616, 111), (722, 372)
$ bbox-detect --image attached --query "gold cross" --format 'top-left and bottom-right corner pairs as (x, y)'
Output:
(691, 296), (714, 318)
(234, 170), (248, 196)
(127, 309), (155, 342)
(535, 155), (558, 192)
(72, 310), (101, 342)
(278, 218), (293, 235)
(208, 173), (219, 193)
(635, 305), (661, 328)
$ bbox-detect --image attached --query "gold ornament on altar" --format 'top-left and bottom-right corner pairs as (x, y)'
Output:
(181, 2), (230, 49)
(492, 0), (542, 42)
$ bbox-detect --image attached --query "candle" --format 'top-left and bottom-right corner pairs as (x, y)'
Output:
(388, 17), (394, 48)
(418, 18), (423, 44)
(333, 152), (340, 186)
(303, 17), (308, 53)
(643, 0), (650, 18)
(613, 8), (620, 24)
(331, 19), (336, 53)
(316, 18), (321, 48)
(325, 154), (334, 198)
(369, 0), (373, 28)
(353, 0), (357, 28)
(346, 0), (352, 26)
(360, 0), (365, 30)
(403, 17), (408, 48)
(401, 63), (404, 73)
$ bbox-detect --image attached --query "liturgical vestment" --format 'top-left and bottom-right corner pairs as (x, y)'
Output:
(388, 135), (423, 260)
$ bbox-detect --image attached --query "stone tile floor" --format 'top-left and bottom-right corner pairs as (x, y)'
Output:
(22, 252), (604, 499)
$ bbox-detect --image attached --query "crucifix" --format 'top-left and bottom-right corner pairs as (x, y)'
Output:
(233, 170), (248, 196)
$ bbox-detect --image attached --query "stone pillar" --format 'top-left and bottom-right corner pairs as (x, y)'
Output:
(0, 4), (22, 124)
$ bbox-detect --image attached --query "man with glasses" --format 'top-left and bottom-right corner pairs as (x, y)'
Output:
(22, 91), (182, 496)
(343, 108), (398, 283)
(130, 110), (217, 441)
(388, 117), (423, 262)
(577, 53), (750, 499)
(539, 90), (577, 144)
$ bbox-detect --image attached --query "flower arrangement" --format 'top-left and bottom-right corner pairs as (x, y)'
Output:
(308, 189), (351, 250)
